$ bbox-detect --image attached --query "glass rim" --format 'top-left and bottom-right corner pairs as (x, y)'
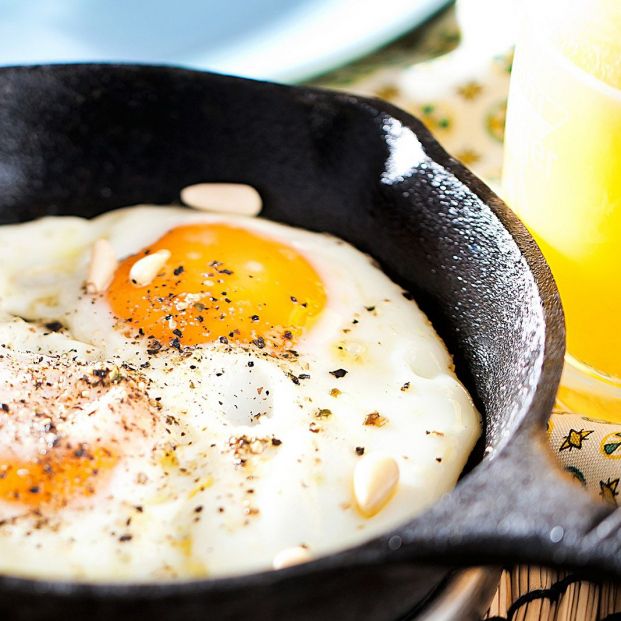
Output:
(525, 3), (621, 103)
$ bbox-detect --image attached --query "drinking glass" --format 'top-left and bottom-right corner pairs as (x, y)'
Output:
(503, 0), (621, 420)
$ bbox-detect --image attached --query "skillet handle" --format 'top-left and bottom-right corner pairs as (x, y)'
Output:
(379, 422), (621, 577)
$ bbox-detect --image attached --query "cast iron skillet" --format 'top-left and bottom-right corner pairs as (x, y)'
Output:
(0, 65), (618, 621)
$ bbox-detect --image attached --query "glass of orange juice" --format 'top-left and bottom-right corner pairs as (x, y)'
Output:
(503, 0), (621, 420)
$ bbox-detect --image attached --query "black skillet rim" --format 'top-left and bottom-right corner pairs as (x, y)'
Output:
(0, 63), (565, 599)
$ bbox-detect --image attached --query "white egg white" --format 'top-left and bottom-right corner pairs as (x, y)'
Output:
(0, 206), (481, 581)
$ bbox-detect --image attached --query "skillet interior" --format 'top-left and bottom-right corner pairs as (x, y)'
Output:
(0, 64), (553, 443)
(0, 64), (566, 620)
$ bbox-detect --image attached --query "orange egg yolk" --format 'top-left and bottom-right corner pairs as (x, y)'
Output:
(0, 446), (117, 509)
(107, 223), (326, 350)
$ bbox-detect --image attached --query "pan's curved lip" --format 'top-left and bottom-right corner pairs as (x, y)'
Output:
(375, 96), (567, 432)
(0, 63), (565, 598)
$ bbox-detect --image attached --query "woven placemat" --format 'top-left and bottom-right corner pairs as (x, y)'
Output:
(484, 566), (621, 621)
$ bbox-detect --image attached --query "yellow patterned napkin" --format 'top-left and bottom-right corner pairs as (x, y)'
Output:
(549, 413), (621, 505)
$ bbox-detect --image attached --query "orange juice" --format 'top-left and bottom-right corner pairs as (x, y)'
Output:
(503, 0), (621, 420)
(503, 0), (621, 418)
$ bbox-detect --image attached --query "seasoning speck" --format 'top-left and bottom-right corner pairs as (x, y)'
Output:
(329, 368), (348, 379)
(363, 412), (387, 427)
(44, 321), (64, 332)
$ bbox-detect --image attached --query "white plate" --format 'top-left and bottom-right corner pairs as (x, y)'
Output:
(0, 0), (449, 82)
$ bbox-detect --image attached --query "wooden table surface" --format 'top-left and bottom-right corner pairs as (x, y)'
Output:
(484, 566), (621, 621)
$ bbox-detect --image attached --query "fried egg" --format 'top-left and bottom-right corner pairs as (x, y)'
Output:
(0, 205), (480, 581)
